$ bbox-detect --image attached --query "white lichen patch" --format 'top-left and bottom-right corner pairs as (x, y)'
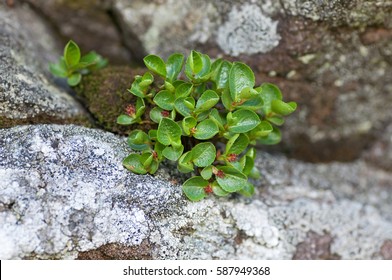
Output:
(217, 4), (281, 56)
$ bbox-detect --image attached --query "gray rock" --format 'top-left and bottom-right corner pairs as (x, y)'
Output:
(0, 125), (391, 259)
(0, 4), (90, 128)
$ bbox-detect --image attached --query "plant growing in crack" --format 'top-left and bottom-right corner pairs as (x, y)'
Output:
(117, 51), (297, 201)
(49, 40), (107, 86)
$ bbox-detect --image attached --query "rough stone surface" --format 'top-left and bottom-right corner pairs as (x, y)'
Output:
(363, 123), (392, 171)
(0, 4), (90, 128)
(22, 0), (132, 64)
(1, 125), (391, 260)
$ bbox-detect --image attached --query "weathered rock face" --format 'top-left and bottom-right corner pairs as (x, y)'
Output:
(0, 4), (90, 128)
(1, 125), (391, 260)
(22, 0), (132, 64)
(111, 0), (392, 162)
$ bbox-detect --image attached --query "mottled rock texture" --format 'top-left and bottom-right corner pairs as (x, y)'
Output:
(1, 125), (391, 260)
(0, 4), (90, 128)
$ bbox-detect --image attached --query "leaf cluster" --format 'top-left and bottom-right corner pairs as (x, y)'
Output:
(119, 51), (297, 201)
(49, 40), (107, 86)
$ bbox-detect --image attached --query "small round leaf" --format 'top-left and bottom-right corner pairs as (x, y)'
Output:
(191, 142), (216, 167)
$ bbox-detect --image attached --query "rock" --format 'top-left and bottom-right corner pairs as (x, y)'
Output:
(0, 4), (90, 128)
(363, 123), (392, 171)
(23, 0), (132, 64)
(1, 125), (391, 259)
(112, 0), (392, 162)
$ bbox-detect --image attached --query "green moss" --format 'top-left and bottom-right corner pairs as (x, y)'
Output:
(75, 66), (147, 135)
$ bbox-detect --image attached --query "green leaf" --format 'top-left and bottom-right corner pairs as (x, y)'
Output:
(249, 121), (273, 138)
(148, 129), (157, 140)
(129, 77), (146, 98)
(215, 166), (247, 193)
(178, 151), (194, 173)
(191, 142), (216, 167)
(195, 90), (219, 112)
(127, 130), (150, 151)
(143, 54), (167, 78)
(182, 116), (197, 135)
(221, 89), (234, 111)
(154, 90), (175, 110)
(201, 165), (213, 180)
(271, 100), (297, 115)
(140, 152), (153, 169)
(260, 83), (282, 114)
(238, 182), (255, 197)
(154, 142), (166, 160)
(229, 62), (255, 101)
(64, 40), (81, 67)
(209, 109), (225, 131)
(175, 83), (193, 99)
(163, 144), (184, 161)
(117, 114), (136, 125)
(150, 107), (166, 123)
(240, 155), (254, 175)
(211, 59), (232, 90)
(193, 119), (219, 140)
(227, 109), (261, 133)
(166, 53), (184, 82)
(123, 154), (147, 174)
(267, 116), (285, 126)
(186, 50), (203, 74)
(182, 176), (208, 202)
(157, 118), (182, 146)
(212, 181), (230, 197)
(49, 61), (67, 77)
(259, 126), (281, 145)
(139, 72), (154, 87)
(67, 72), (82, 86)
(236, 96), (264, 111)
(225, 134), (249, 155)
(174, 97), (194, 117)
(135, 97), (146, 118)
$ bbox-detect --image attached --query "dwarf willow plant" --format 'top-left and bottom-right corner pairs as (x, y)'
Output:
(49, 40), (107, 86)
(118, 51), (297, 201)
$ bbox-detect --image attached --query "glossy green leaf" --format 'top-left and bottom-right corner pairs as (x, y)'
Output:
(225, 134), (249, 155)
(127, 130), (150, 150)
(139, 72), (154, 87)
(182, 116), (197, 135)
(129, 77), (146, 98)
(154, 142), (166, 160)
(249, 121), (273, 138)
(229, 62), (255, 101)
(193, 119), (219, 140)
(271, 100), (297, 115)
(191, 142), (216, 167)
(162, 144), (184, 161)
(143, 54), (167, 77)
(187, 50), (203, 73)
(154, 90), (175, 110)
(175, 83), (193, 99)
(140, 152), (153, 169)
(174, 97), (194, 117)
(238, 182), (255, 197)
(148, 129), (157, 140)
(201, 165), (213, 180)
(182, 176), (208, 202)
(209, 108), (225, 131)
(67, 72), (82, 86)
(221, 89), (234, 111)
(240, 155), (254, 175)
(259, 126), (281, 145)
(178, 151), (194, 173)
(211, 59), (232, 90)
(195, 90), (219, 112)
(236, 96), (264, 111)
(123, 154), (147, 174)
(157, 118), (182, 146)
(135, 97), (146, 118)
(227, 109), (261, 133)
(212, 181), (230, 197)
(117, 114), (136, 125)
(166, 53), (184, 82)
(215, 166), (247, 193)
(150, 107), (167, 123)
(185, 51), (211, 82)
(267, 116), (285, 126)
(260, 83), (283, 114)
(64, 40), (80, 67)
